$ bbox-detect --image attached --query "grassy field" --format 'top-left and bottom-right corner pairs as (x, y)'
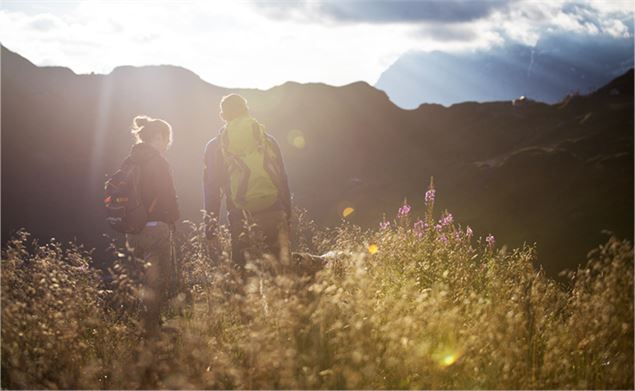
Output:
(2, 186), (633, 389)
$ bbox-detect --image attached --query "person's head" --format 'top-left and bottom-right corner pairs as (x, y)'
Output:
(131, 115), (173, 153)
(220, 94), (249, 123)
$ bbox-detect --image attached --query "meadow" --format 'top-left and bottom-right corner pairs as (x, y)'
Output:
(2, 184), (633, 389)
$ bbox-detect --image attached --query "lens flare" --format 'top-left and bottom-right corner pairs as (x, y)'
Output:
(440, 353), (457, 367)
(287, 129), (306, 149)
(342, 207), (355, 218)
(368, 244), (378, 254)
(293, 135), (306, 149)
(432, 346), (462, 368)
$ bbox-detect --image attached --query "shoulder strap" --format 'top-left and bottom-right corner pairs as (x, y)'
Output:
(252, 122), (265, 151)
(261, 133), (283, 188)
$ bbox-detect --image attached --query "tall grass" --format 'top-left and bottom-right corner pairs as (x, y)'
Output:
(2, 186), (633, 389)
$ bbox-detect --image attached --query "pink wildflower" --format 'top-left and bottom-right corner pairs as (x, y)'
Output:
(413, 220), (427, 238)
(398, 203), (411, 217)
(486, 234), (495, 249)
(425, 189), (436, 204)
(466, 226), (473, 239)
(440, 213), (454, 226)
(379, 220), (390, 230)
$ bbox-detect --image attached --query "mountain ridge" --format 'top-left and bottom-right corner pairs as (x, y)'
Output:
(376, 33), (634, 107)
(2, 45), (632, 276)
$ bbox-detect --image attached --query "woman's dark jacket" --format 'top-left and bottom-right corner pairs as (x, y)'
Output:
(125, 143), (179, 224)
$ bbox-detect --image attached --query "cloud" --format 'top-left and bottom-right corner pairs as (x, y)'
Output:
(587, 0), (635, 14)
(255, 1), (633, 43)
(0, 0), (632, 90)
(316, 0), (512, 24)
(255, 0), (514, 24)
(602, 18), (631, 38)
(416, 24), (478, 42)
(27, 14), (64, 31)
(0, 1), (417, 88)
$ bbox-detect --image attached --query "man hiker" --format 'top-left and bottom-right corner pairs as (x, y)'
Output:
(203, 94), (292, 278)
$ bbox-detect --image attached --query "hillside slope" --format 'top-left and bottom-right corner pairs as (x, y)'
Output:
(1, 45), (632, 275)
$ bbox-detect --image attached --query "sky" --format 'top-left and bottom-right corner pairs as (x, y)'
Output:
(1, 0), (633, 89)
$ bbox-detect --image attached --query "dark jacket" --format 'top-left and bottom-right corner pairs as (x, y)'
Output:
(126, 143), (179, 224)
(203, 128), (291, 239)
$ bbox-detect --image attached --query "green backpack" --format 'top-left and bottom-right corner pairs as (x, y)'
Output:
(220, 116), (281, 213)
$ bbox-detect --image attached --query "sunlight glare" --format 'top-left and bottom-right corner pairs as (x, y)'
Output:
(89, 76), (114, 198)
(368, 244), (378, 254)
(342, 207), (355, 218)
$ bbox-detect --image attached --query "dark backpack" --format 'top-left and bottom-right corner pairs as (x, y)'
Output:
(104, 160), (147, 234)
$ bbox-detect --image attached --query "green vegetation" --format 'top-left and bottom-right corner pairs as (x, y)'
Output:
(2, 188), (633, 389)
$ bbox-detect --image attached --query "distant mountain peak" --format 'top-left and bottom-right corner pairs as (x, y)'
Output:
(376, 34), (634, 107)
(1, 44), (37, 69)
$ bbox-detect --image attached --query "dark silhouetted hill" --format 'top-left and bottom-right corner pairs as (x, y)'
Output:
(2, 45), (632, 276)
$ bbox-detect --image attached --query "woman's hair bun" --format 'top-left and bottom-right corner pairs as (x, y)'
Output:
(133, 115), (150, 129)
(130, 114), (172, 146)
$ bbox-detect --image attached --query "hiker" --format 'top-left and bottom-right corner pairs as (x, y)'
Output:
(203, 94), (292, 278)
(109, 115), (179, 336)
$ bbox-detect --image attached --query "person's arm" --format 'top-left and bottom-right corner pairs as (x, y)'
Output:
(146, 157), (180, 225)
(164, 167), (180, 224)
(203, 138), (223, 239)
(268, 136), (292, 220)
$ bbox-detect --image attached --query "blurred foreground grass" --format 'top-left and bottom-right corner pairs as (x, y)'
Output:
(2, 190), (633, 389)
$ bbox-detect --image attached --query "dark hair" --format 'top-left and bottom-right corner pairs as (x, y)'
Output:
(130, 115), (172, 147)
(220, 94), (249, 122)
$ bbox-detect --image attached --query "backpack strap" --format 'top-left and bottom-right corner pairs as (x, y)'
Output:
(262, 135), (283, 189)
(252, 122), (265, 152)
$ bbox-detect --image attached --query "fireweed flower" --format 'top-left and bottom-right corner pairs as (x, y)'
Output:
(486, 234), (495, 249)
(466, 226), (473, 239)
(398, 203), (411, 217)
(435, 224), (443, 232)
(413, 220), (427, 238)
(439, 234), (448, 244)
(440, 213), (454, 226)
(379, 220), (390, 230)
(425, 189), (436, 204)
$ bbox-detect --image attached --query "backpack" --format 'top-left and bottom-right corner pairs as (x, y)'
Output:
(104, 160), (147, 233)
(220, 117), (282, 213)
